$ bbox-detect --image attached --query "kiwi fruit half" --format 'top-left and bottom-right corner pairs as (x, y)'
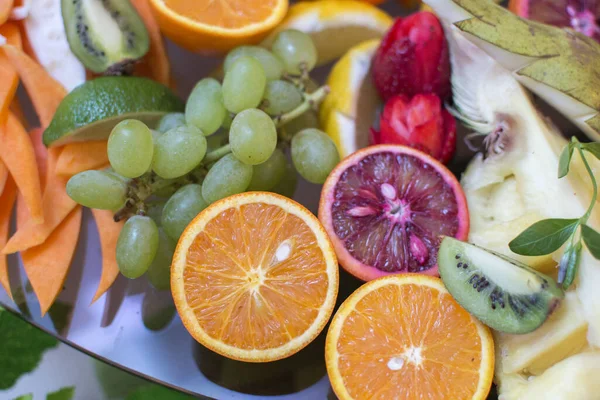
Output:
(438, 236), (564, 334)
(61, 0), (150, 74)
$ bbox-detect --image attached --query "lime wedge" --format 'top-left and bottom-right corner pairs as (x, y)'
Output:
(43, 77), (184, 147)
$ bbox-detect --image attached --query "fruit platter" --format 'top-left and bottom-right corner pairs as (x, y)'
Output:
(0, 0), (599, 398)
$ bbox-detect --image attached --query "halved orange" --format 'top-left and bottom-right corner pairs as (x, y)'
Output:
(149, 0), (288, 53)
(326, 274), (494, 400)
(171, 192), (339, 362)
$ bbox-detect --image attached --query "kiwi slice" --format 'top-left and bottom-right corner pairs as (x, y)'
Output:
(438, 236), (564, 334)
(61, 0), (150, 74)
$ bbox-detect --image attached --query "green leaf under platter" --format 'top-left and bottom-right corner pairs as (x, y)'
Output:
(509, 218), (579, 256)
(46, 387), (75, 400)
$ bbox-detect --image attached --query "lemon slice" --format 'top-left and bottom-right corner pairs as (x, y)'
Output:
(262, 0), (392, 66)
(320, 39), (381, 158)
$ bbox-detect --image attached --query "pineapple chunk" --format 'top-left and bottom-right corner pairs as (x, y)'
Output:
(496, 292), (588, 375)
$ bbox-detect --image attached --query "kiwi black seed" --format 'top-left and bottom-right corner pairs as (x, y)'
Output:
(62, 0), (150, 74)
(437, 236), (564, 335)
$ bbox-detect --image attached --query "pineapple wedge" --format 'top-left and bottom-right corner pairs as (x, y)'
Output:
(497, 352), (600, 400)
(496, 292), (588, 375)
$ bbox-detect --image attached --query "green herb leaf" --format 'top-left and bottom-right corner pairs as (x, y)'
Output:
(558, 241), (582, 289)
(582, 224), (600, 259)
(583, 142), (600, 161)
(13, 394), (33, 400)
(126, 384), (195, 400)
(47, 387), (75, 400)
(558, 142), (574, 178)
(0, 308), (58, 389)
(509, 218), (579, 256)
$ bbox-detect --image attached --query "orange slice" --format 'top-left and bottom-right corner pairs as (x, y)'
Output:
(171, 192), (339, 362)
(148, 0), (288, 53)
(326, 275), (494, 400)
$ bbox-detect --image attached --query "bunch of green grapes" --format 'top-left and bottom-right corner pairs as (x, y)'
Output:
(66, 30), (340, 289)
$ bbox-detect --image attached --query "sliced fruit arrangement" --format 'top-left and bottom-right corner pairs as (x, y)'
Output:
(171, 192), (339, 362)
(262, 0), (393, 66)
(325, 274), (494, 400)
(149, 0), (288, 53)
(319, 144), (469, 281)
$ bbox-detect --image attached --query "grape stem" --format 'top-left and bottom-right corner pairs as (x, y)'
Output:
(203, 144), (231, 164)
(275, 85), (329, 127)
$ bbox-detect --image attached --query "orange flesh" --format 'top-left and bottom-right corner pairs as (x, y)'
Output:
(336, 283), (484, 399)
(0, 178), (16, 298)
(183, 203), (330, 350)
(162, 0), (279, 29)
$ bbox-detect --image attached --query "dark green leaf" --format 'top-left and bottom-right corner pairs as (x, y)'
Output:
(582, 224), (600, 260)
(13, 395), (33, 400)
(558, 143), (573, 178)
(0, 309), (58, 389)
(47, 387), (75, 400)
(509, 218), (579, 256)
(126, 384), (195, 400)
(583, 142), (600, 161)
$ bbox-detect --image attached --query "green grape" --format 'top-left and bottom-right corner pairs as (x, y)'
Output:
(66, 170), (128, 210)
(229, 109), (277, 165)
(291, 128), (340, 184)
(271, 30), (318, 75)
(248, 149), (287, 191)
(146, 228), (176, 291)
(116, 216), (159, 279)
(270, 162), (298, 198)
(222, 56), (266, 113)
(146, 201), (165, 226)
(152, 179), (179, 198)
(185, 78), (226, 136)
(107, 119), (154, 178)
(282, 110), (319, 137)
(151, 129), (162, 142)
(221, 112), (233, 129)
(161, 184), (208, 241)
(224, 46), (284, 81)
(206, 130), (228, 152)
(262, 80), (303, 116)
(202, 154), (253, 204)
(152, 125), (207, 179)
(157, 113), (186, 133)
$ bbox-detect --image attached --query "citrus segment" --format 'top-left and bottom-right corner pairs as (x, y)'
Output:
(319, 145), (469, 281)
(149, 0), (288, 53)
(326, 275), (494, 400)
(172, 192), (338, 362)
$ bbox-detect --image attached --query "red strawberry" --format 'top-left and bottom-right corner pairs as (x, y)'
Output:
(372, 12), (451, 101)
(371, 94), (456, 164)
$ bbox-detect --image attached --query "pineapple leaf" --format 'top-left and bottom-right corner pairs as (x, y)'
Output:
(558, 143), (574, 179)
(582, 224), (600, 260)
(509, 218), (579, 256)
(425, 0), (600, 141)
(583, 142), (600, 161)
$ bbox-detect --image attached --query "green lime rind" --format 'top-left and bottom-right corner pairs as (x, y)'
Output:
(43, 77), (184, 147)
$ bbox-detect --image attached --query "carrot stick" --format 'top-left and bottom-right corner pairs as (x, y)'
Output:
(0, 177), (16, 299)
(22, 206), (82, 315)
(131, 0), (171, 86)
(0, 112), (43, 223)
(91, 209), (124, 303)
(28, 128), (47, 189)
(0, 0), (14, 25)
(1, 44), (67, 128)
(0, 159), (7, 195)
(2, 147), (77, 254)
(0, 23), (22, 124)
(56, 141), (109, 177)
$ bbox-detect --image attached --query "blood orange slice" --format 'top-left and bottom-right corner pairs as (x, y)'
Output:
(171, 192), (339, 362)
(319, 144), (469, 281)
(509, 0), (600, 42)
